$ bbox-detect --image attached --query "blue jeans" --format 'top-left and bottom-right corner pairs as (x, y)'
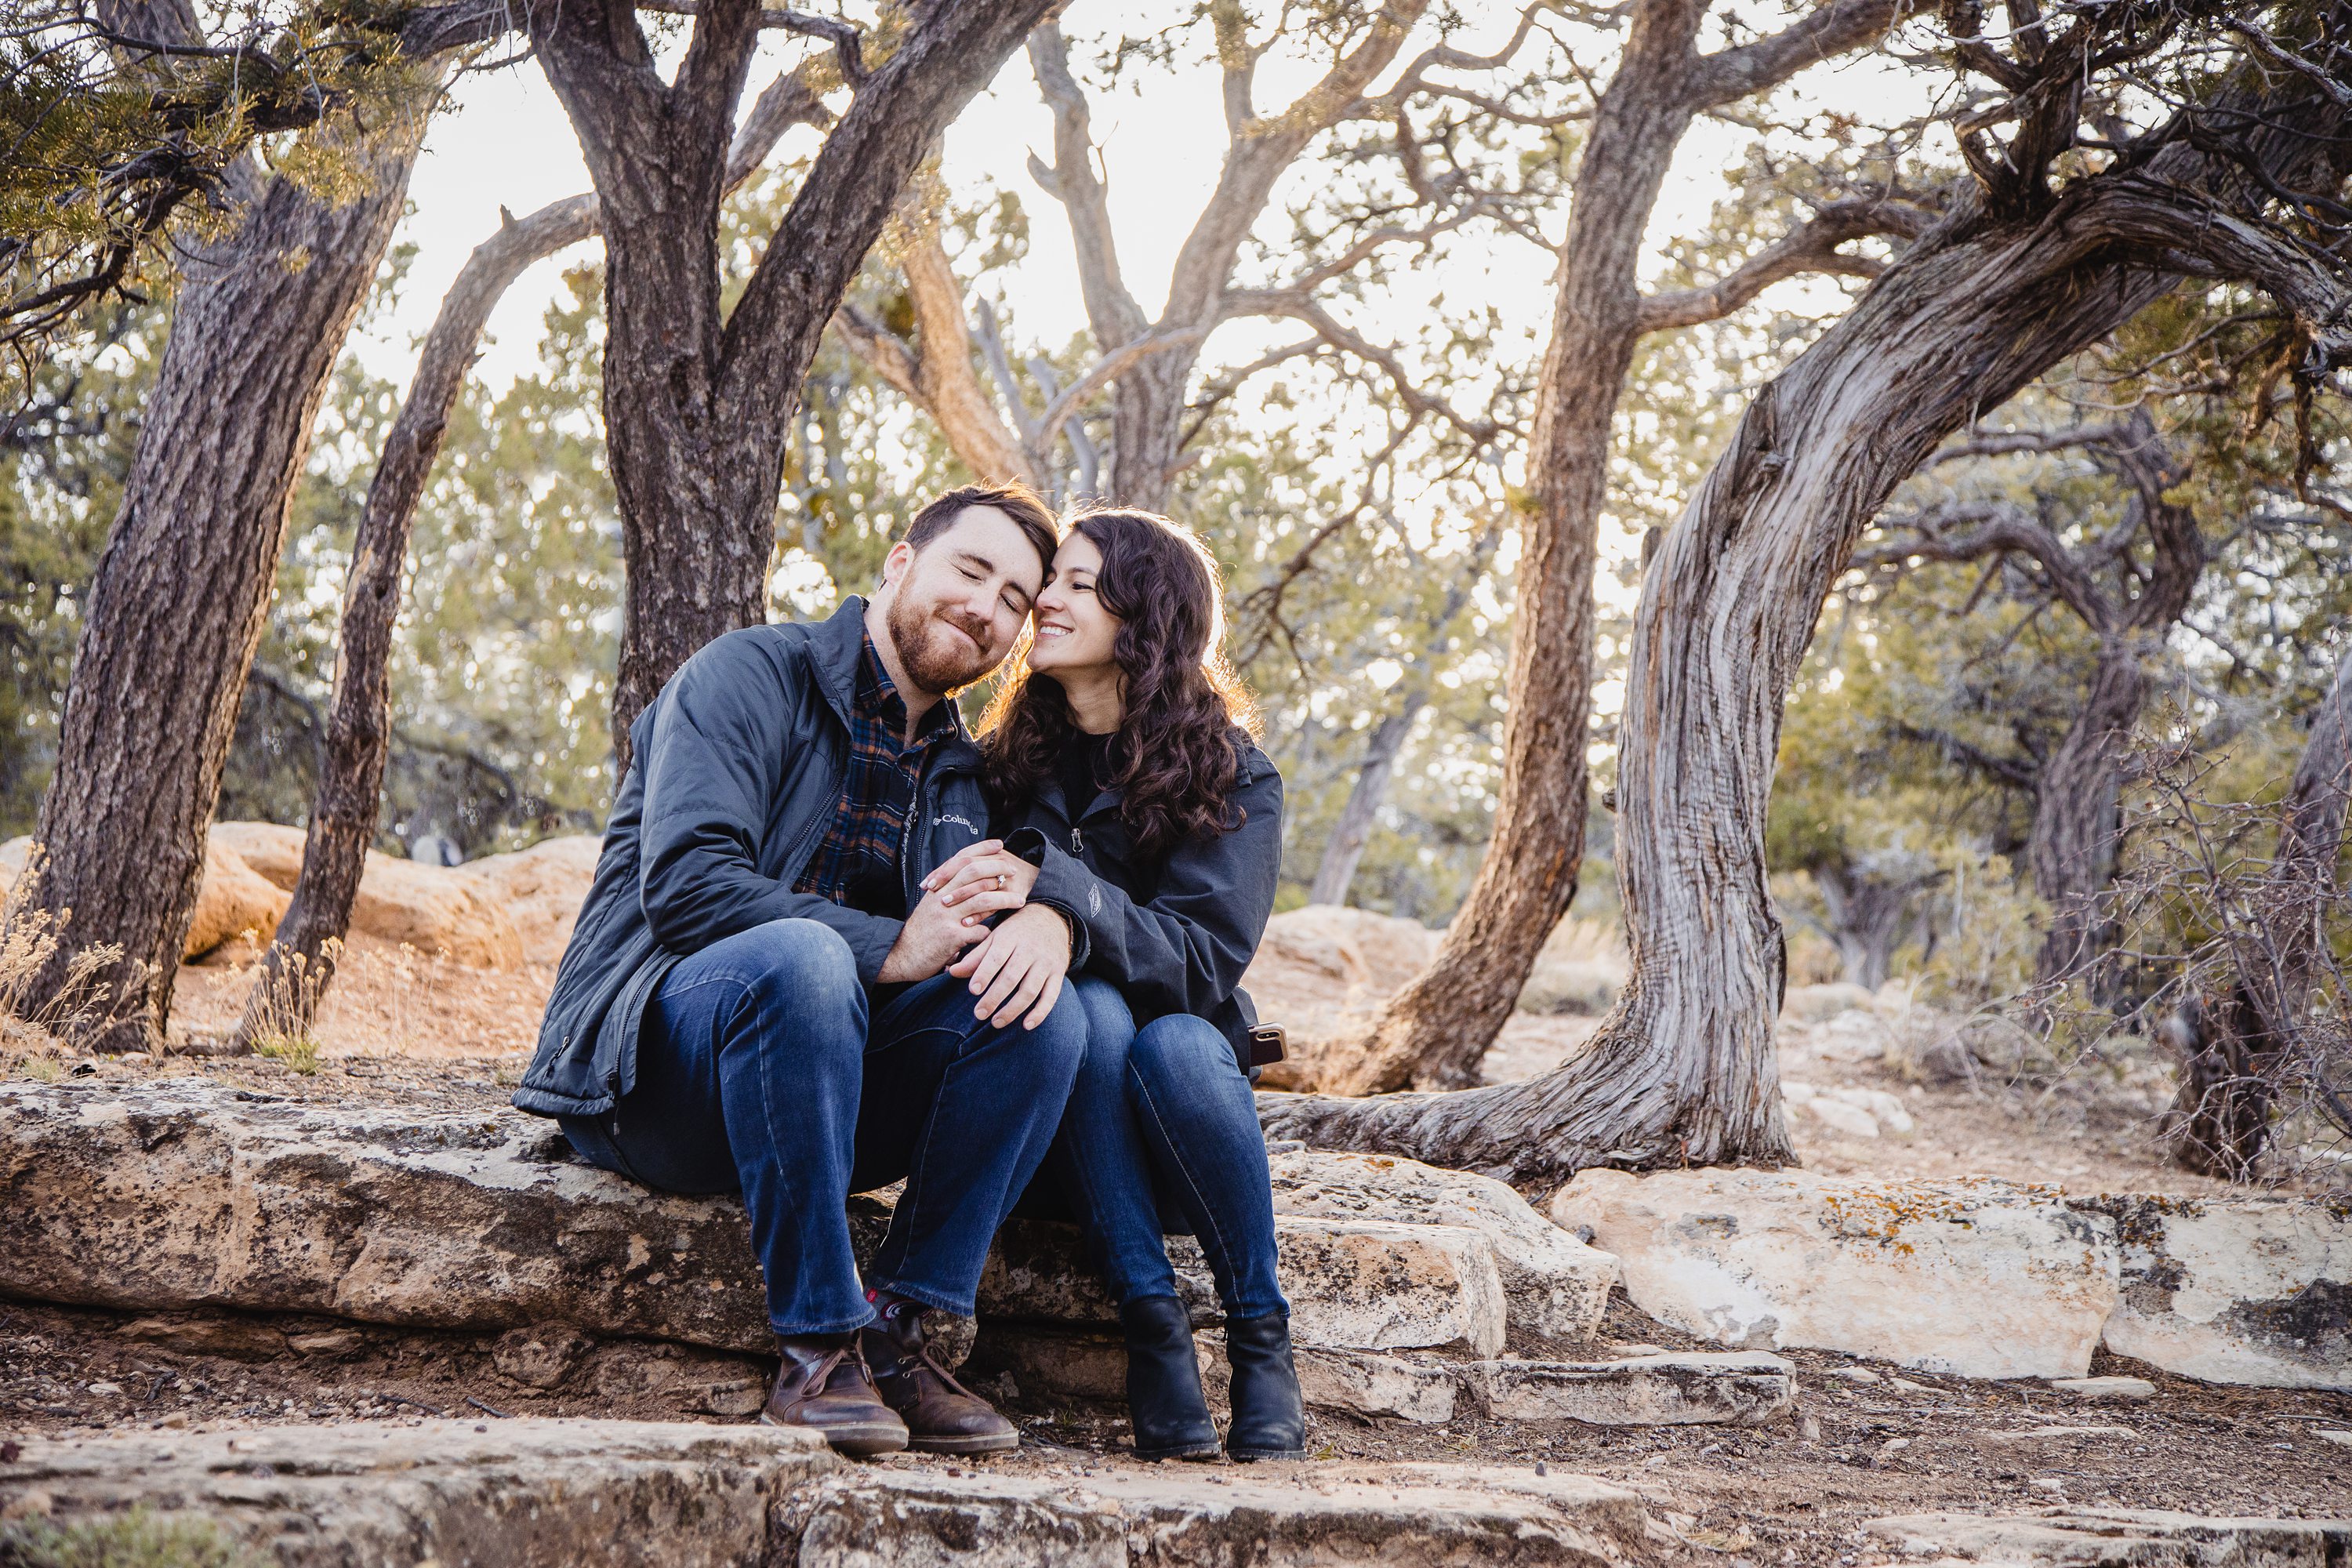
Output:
(1049, 977), (1287, 1319)
(561, 918), (1087, 1335)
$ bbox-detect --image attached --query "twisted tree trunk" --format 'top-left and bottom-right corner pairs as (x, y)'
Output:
(1329, 0), (1696, 1089)
(1261, 82), (2347, 1181)
(1333, 0), (1903, 1094)
(7, 104), (434, 1050)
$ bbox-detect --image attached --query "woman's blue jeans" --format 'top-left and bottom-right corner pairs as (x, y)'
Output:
(1048, 977), (1287, 1319)
(560, 917), (1087, 1337)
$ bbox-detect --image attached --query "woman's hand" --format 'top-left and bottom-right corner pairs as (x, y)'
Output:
(948, 903), (1072, 1030)
(923, 839), (1039, 909)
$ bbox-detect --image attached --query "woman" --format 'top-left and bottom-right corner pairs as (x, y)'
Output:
(925, 507), (1301, 1463)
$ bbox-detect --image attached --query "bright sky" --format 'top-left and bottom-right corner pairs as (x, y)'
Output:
(354, 3), (1773, 396)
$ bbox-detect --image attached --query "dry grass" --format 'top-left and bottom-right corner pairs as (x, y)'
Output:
(0, 848), (139, 1048)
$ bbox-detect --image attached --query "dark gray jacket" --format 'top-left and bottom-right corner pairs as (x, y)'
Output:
(514, 599), (991, 1120)
(998, 734), (1283, 1075)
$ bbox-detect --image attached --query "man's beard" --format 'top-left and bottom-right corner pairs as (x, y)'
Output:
(886, 592), (1000, 696)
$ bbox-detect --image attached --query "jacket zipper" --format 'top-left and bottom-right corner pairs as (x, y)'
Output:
(900, 769), (927, 906)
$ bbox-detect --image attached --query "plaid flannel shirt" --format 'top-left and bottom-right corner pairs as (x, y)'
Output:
(792, 631), (960, 918)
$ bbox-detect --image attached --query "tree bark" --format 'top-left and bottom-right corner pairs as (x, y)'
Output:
(527, 0), (1059, 766)
(5, 95), (434, 1050)
(238, 74), (825, 1046)
(1259, 68), (2350, 1184)
(1335, 0), (1901, 1095)
(1308, 698), (1424, 908)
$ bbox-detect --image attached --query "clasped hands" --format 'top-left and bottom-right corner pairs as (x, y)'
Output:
(874, 839), (1068, 1030)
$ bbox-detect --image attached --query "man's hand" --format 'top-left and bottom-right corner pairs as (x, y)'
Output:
(948, 904), (1072, 1029)
(921, 839), (1038, 909)
(877, 879), (1028, 985)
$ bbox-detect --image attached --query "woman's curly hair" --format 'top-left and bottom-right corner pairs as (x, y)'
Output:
(981, 508), (1261, 859)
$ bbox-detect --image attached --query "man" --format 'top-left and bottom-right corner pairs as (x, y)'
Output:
(514, 483), (1083, 1457)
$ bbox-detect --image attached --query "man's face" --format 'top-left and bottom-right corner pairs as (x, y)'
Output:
(880, 506), (1047, 697)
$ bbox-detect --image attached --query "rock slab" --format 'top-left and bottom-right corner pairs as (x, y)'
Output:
(1864, 1508), (2352, 1566)
(2079, 1193), (2350, 1389)
(981, 1212), (1509, 1357)
(212, 821), (526, 971)
(1269, 1146), (1617, 1345)
(0, 1082), (1507, 1371)
(0, 1419), (837, 1568)
(0, 1080), (781, 1352)
(1552, 1169), (2120, 1379)
(0, 1423), (1653, 1568)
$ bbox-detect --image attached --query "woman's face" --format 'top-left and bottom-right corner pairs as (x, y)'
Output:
(1028, 532), (1120, 676)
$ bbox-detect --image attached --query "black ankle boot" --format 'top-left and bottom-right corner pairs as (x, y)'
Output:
(1223, 1312), (1305, 1461)
(1119, 1295), (1220, 1461)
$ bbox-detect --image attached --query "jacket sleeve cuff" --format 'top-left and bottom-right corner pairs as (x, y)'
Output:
(1007, 829), (1094, 969)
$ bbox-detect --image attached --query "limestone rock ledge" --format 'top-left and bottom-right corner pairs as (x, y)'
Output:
(1268, 1146), (1617, 1345)
(0, 1081), (1512, 1364)
(1550, 1169), (2352, 1387)
(1552, 1168), (2122, 1380)
(2078, 1192), (2352, 1390)
(0, 1080), (779, 1352)
(971, 1324), (1793, 1427)
(0, 1421), (1654, 1568)
(1863, 1508), (2352, 1567)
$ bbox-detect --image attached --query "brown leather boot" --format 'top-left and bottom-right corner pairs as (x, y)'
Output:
(760, 1334), (907, 1457)
(862, 1295), (1018, 1455)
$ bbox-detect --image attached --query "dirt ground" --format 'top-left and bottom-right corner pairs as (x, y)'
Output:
(165, 932), (556, 1065)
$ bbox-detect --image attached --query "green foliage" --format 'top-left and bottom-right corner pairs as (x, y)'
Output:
(0, 300), (154, 835)
(0, 2), (438, 405)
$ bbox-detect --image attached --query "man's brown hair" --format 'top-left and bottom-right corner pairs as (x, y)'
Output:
(903, 482), (1059, 581)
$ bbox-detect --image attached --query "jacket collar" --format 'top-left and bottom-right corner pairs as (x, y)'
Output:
(806, 597), (869, 730)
